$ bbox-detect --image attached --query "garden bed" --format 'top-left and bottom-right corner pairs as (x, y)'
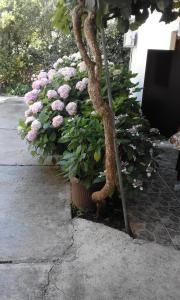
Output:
(71, 195), (126, 232)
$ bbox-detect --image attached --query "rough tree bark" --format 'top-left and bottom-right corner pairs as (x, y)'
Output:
(72, 0), (117, 203)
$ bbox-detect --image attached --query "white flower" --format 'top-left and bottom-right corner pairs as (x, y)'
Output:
(70, 62), (76, 67)
(31, 120), (42, 131)
(62, 55), (69, 60)
(53, 62), (58, 69)
(70, 52), (81, 61)
(91, 111), (97, 116)
(130, 144), (136, 150)
(78, 61), (87, 72)
(82, 77), (89, 85)
(25, 116), (36, 125)
(57, 58), (63, 64)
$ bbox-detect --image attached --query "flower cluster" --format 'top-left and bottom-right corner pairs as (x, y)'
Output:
(76, 78), (88, 92)
(19, 52), (89, 159)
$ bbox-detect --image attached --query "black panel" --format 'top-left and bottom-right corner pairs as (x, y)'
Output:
(142, 50), (180, 138)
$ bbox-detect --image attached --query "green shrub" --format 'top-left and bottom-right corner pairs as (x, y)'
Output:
(19, 52), (161, 192)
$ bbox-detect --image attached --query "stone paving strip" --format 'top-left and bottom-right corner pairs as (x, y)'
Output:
(0, 97), (180, 300)
(128, 148), (180, 249)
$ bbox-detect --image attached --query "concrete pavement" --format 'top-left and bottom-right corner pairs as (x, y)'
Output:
(1, 96), (180, 300)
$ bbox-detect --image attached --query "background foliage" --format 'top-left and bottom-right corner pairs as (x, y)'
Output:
(0, 0), (77, 94)
(0, 0), (130, 95)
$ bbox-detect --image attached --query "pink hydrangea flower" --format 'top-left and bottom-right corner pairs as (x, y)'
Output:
(58, 84), (71, 99)
(82, 77), (89, 85)
(40, 77), (49, 87)
(32, 80), (42, 90)
(52, 115), (64, 128)
(47, 90), (58, 100)
(78, 61), (87, 72)
(25, 108), (33, 118)
(24, 89), (39, 105)
(31, 101), (43, 114)
(59, 67), (76, 81)
(48, 69), (56, 81)
(51, 100), (64, 111)
(31, 120), (42, 131)
(76, 81), (87, 92)
(38, 71), (48, 80)
(25, 116), (36, 125)
(26, 129), (38, 142)
(66, 102), (77, 116)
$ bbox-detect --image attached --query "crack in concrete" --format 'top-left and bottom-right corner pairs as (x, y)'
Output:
(0, 258), (59, 265)
(41, 221), (75, 300)
(0, 221), (75, 299)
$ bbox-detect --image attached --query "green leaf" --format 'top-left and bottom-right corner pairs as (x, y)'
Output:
(117, 17), (129, 34)
(19, 119), (26, 128)
(94, 150), (101, 162)
(76, 145), (82, 155)
(31, 150), (37, 157)
(38, 112), (49, 124)
(43, 134), (48, 144)
(49, 132), (57, 142)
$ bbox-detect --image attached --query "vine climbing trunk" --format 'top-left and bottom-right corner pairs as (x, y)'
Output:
(72, 0), (117, 203)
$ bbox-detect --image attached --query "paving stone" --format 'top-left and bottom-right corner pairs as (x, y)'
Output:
(128, 148), (180, 248)
(167, 228), (180, 246)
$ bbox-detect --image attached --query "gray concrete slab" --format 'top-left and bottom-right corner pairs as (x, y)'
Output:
(2, 219), (180, 300)
(0, 263), (52, 300)
(0, 98), (26, 129)
(45, 219), (180, 300)
(0, 166), (71, 261)
(1, 96), (180, 300)
(0, 129), (39, 165)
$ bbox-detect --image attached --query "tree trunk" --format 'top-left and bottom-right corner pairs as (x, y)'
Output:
(72, 1), (117, 203)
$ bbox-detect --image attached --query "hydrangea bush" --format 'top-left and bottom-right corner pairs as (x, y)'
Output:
(19, 52), (161, 191)
(19, 52), (89, 163)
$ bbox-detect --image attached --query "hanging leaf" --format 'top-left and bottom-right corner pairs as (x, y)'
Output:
(156, 0), (171, 11)
(94, 149), (101, 162)
(117, 17), (129, 33)
(135, 8), (149, 24)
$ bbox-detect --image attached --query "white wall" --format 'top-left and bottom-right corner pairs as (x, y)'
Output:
(130, 12), (179, 101)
